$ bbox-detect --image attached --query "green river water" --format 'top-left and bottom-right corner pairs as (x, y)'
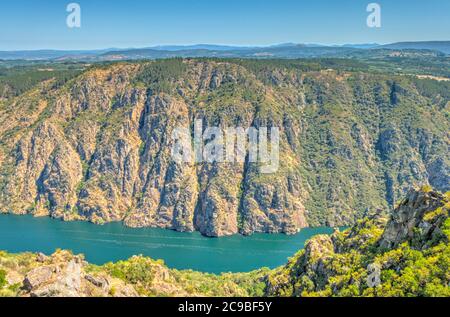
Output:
(0, 214), (336, 273)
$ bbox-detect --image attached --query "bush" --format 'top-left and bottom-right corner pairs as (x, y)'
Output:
(0, 269), (7, 288)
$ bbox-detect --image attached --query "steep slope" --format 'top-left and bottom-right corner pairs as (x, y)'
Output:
(0, 59), (449, 236)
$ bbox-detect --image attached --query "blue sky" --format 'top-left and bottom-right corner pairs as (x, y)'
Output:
(0, 0), (449, 50)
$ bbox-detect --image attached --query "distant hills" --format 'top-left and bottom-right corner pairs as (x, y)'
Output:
(0, 49), (116, 60)
(380, 41), (450, 54)
(96, 45), (362, 61)
(0, 41), (448, 61)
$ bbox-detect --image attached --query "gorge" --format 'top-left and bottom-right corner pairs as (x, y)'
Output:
(0, 59), (449, 237)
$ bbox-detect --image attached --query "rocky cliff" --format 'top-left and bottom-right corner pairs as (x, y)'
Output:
(0, 59), (448, 236)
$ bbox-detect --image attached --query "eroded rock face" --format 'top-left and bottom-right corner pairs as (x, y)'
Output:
(0, 60), (448, 236)
(30, 260), (83, 297)
(427, 158), (450, 193)
(379, 188), (446, 249)
(23, 266), (54, 291)
(84, 274), (109, 289)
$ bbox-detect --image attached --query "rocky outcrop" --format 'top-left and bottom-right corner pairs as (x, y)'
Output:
(18, 251), (138, 297)
(265, 187), (450, 297)
(23, 266), (54, 291)
(379, 187), (447, 249)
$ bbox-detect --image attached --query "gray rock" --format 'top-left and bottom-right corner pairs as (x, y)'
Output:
(23, 266), (54, 290)
(36, 252), (48, 263)
(85, 274), (109, 289)
(379, 188), (445, 249)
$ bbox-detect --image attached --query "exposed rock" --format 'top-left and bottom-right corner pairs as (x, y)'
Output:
(18, 250), (139, 297)
(427, 158), (450, 192)
(36, 252), (48, 263)
(265, 187), (450, 297)
(6, 270), (23, 285)
(23, 266), (54, 291)
(379, 187), (446, 249)
(85, 274), (109, 289)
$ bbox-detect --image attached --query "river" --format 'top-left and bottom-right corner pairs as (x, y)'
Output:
(0, 214), (336, 273)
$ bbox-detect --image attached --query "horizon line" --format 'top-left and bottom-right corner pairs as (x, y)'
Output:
(2, 40), (450, 52)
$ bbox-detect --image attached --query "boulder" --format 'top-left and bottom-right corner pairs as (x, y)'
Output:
(85, 274), (109, 289)
(36, 252), (48, 263)
(23, 266), (54, 290)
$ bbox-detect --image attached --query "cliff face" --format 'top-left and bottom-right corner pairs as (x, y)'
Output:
(0, 60), (448, 236)
(379, 188), (447, 249)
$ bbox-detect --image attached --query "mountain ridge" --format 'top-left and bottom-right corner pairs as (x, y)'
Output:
(2, 41), (449, 61)
(380, 41), (450, 54)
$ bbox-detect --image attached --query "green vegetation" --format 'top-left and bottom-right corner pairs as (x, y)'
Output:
(0, 269), (6, 288)
(266, 189), (450, 297)
(0, 62), (85, 98)
(134, 58), (187, 93)
(0, 251), (36, 297)
(411, 77), (450, 107)
(99, 255), (267, 296)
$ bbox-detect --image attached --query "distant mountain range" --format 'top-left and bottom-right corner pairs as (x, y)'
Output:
(0, 41), (449, 61)
(379, 41), (450, 54)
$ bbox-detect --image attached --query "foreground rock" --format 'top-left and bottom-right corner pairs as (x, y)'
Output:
(18, 251), (138, 297)
(379, 188), (446, 249)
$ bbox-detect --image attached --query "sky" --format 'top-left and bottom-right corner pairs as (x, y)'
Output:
(0, 0), (449, 50)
